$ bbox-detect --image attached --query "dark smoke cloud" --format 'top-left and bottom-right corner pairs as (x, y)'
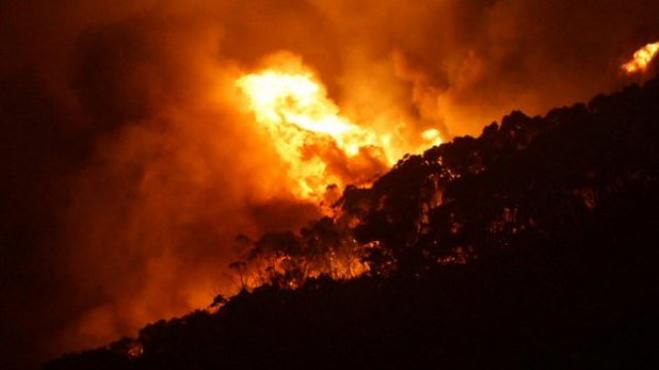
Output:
(1, 1), (658, 368)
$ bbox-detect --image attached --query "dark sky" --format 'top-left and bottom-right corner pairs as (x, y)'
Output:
(1, 1), (658, 369)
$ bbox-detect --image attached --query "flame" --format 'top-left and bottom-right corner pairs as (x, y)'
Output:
(421, 128), (443, 147)
(622, 42), (659, 74)
(236, 70), (376, 157)
(235, 56), (441, 200)
(236, 57), (442, 201)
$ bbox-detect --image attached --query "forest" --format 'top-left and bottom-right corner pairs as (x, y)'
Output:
(46, 76), (659, 369)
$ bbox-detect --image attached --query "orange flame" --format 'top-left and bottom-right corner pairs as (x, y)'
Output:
(622, 42), (659, 74)
(421, 128), (443, 147)
(236, 56), (442, 201)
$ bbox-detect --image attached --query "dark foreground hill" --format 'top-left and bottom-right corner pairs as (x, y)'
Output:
(46, 77), (659, 370)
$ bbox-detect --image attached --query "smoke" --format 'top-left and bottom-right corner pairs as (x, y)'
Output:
(1, 0), (658, 368)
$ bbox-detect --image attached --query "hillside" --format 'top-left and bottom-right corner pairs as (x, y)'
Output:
(46, 76), (659, 370)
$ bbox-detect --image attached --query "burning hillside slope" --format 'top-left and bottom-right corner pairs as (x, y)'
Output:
(46, 75), (659, 370)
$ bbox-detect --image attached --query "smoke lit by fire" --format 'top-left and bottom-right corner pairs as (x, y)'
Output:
(622, 42), (659, 74)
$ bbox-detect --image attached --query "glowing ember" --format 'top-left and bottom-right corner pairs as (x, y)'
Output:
(622, 41), (659, 74)
(126, 342), (144, 358)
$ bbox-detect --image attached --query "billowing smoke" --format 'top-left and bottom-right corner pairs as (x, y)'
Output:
(1, 0), (658, 368)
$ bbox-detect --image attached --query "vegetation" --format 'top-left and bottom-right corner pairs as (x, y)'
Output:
(46, 77), (659, 369)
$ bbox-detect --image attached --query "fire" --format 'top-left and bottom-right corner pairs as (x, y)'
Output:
(622, 42), (659, 74)
(236, 57), (442, 201)
(236, 69), (381, 199)
(236, 70), (377, 158)
(421, 128), (443, 147)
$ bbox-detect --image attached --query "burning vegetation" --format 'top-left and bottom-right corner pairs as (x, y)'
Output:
(622, 41), (659, 75)
(235, 53), (441, 201)
(2, 1), (659, 369)
(224, 40), (659, 292)
(45, 74), (659, 370)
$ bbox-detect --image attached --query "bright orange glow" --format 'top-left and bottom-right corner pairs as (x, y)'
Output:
(421, 128), (442, 146)
(622, 42), (659, 74)
(237, 57), (443, 201)
(236, 70), (377, 157)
